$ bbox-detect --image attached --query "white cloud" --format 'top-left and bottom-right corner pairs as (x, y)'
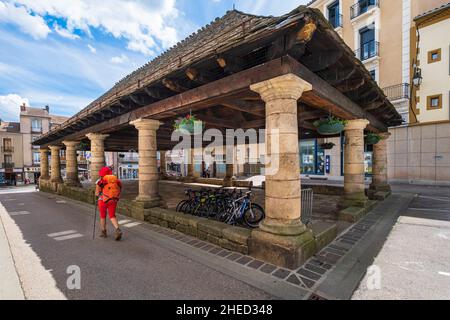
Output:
(111, 54), (129, 64)
(0, 94), (29, 121)
(53, 22), (80, 39)
(87, 44), (96, 54)
(4, 0), (180, 56)
(0, 1), (51, 39)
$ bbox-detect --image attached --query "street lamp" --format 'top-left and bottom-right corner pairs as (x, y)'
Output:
(412, 67), (423, 87)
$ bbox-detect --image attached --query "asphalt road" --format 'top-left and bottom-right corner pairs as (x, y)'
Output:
(353, 185), (450, 300)
(0, 187), (272, 300)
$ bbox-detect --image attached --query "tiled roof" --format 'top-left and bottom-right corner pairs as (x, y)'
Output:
(20, 107), (50, 118)
(0, 122), (20, 133)
(50, 115), (69, 124)
(415, 2), (450, 21)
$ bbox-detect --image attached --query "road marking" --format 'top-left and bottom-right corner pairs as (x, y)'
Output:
(9, 211), (31, 216)
(409, 208), (450, 213)
(118, 220), (132, 225)
(438, 272), (450, 277)
(3, 199), (16, 201)
(17, 203), (25, 206)
(122, 222), (142, 228)
(47, 230), (78, 238)
(53, 234), (83, 241)
(417, 195), (450, 203)
(56, 200), (67, 204)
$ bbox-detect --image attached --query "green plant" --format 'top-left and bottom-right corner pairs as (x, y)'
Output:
(78, 141), (89, 151)
(365, 132), (382, 145)
(313, 116), (347, 128)
(173, 114), (203, 134)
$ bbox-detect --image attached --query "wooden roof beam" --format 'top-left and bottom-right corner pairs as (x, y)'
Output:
(162, 78), (188, 93)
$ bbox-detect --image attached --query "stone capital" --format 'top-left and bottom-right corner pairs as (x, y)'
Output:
(62, 141), (79, 149)
(378, 132), (391, 140)
(39, 148), (49, 154)
(345, 119), (370, 131)
(49, 145), (62, 152)
(250, 74), (312, 102)
(131, 118), (161, 131)
(86, 133), (110, 141)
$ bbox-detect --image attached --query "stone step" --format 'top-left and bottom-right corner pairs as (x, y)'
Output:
(310, 221), (338, 252)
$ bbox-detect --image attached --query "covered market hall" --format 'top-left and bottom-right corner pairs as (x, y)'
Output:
(33, 6), (402, 269)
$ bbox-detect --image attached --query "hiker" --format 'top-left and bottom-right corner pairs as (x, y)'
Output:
(95, 166), (123, 241)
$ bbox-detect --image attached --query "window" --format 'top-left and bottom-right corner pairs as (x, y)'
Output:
(359, 25), (377, 60)
(369, 70), (376, 80)
(328, 1), (341, 28)
(300, 139), (325, 175)
(31, 119), (42, 132)
(4, 154), (12, 166)
(359, 0), (376, 15)
(33, 152), (41, 164)
(427, 94), (442, 110)
(428, 49), (441, 64)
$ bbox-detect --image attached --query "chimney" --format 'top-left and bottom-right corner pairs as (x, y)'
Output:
(44, 105), (49, 113)
(20, 103), (26, 112)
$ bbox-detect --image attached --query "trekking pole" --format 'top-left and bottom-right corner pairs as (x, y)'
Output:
(92, 193), (98, 240)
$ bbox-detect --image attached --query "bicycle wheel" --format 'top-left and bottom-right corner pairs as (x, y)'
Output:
(176, 200), (189, 212)
(180, 201), (193, 214)
(243, 203), (265, 228)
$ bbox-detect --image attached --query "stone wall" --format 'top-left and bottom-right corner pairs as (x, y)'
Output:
(388, 122), (450, 185)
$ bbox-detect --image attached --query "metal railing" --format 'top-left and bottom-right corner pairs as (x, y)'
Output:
(301, 188), (314, 226)
(329, 14), (343, 28)
(1, 146), (14, 153)
(351, 0), (379, 19)
(382, 83), (410, 101)
(355, 40), (379, 61)
(2, 162), (14, 169)
(31, 127), (43, 133)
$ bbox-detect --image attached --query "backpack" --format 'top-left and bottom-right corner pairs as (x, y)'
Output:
(101, 175), (121, 202)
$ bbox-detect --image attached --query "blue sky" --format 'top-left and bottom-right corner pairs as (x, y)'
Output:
(0, 0), (309, 122)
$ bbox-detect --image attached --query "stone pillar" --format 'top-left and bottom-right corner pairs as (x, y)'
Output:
(223, 144), (236, 187)
(49, 145), (63, 183)
(131, 119), (161, 204)
(86, 133), (109, 183)
(160, 151), (167, 176)
(39, 148), (50, 180)
(184, 149), (195, 182)
(249, 73), (315, 269)
(339, 119), (370, 208)
(63, 141), (80, 186)
(369, 132), (391, 198)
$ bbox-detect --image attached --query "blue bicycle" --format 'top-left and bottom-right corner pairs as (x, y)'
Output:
(218, 191), (265, 228)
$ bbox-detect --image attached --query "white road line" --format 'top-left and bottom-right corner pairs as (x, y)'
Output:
(17, 203), (25, 206)
(122, 222), (142, 228)
(53, 234), (83, 241)
(417, 195), (450, 203)
(118, 220), (132, 225)
(56, 200), (66, 204)
(438, 272), (450, 277)
(47, 230), (77, 238)
(409, 208), (450, 213)
(9, 211), (30, 216)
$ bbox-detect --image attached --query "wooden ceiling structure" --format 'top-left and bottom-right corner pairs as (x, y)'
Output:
(33, 6), (403, 152)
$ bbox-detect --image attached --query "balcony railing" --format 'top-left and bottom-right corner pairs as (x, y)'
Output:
(355, 40), (379, 61)
(2, 162), (14, 169)
(31, 127), (43, 133)
(329, 14), (343, 28)
(382, 83), (410, 101)
(351, 0), (379, 19)
(1, 146), (14, 153)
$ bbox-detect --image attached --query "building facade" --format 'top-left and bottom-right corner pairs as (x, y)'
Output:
(20, 104), (69, 183)
(0, 121), (23, 185)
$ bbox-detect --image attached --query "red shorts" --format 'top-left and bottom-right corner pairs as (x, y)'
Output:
(98, 200), (118, 219)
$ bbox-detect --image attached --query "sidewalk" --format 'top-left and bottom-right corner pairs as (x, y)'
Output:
(0, 202), (25, 300)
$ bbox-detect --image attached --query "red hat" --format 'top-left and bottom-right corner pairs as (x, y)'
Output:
(99, 167), (112, 178)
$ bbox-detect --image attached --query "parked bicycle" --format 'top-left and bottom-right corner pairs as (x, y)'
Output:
(176, 188), (265, 228)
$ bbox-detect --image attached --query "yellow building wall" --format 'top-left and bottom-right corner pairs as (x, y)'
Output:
(416, 18), (450, 123)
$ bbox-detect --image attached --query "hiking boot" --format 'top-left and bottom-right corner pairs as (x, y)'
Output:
(100, 229), (107, 238)
(115, 228), (123, 241)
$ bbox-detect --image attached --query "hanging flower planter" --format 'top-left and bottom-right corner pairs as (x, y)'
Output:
(320, 142), (336, 150)
(78, 141), (89, 151)
(173, 114), (203, 134)
(314, 117), (346, 136)
(365, 133), (382, 145)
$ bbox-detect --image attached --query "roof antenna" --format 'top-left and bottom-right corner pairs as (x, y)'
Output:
(233, 3), (236, 10)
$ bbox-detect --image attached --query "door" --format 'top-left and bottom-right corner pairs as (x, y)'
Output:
(360, 25), (375, 60)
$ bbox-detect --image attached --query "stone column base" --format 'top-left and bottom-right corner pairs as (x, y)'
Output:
(181, 176), (196, 183)
(368, 184), (392, 200)
(249, 229), (316, 269)
(338, 191), (369, 209)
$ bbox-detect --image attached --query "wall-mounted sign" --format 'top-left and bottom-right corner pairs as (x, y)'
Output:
(325, 155), (331, 174)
